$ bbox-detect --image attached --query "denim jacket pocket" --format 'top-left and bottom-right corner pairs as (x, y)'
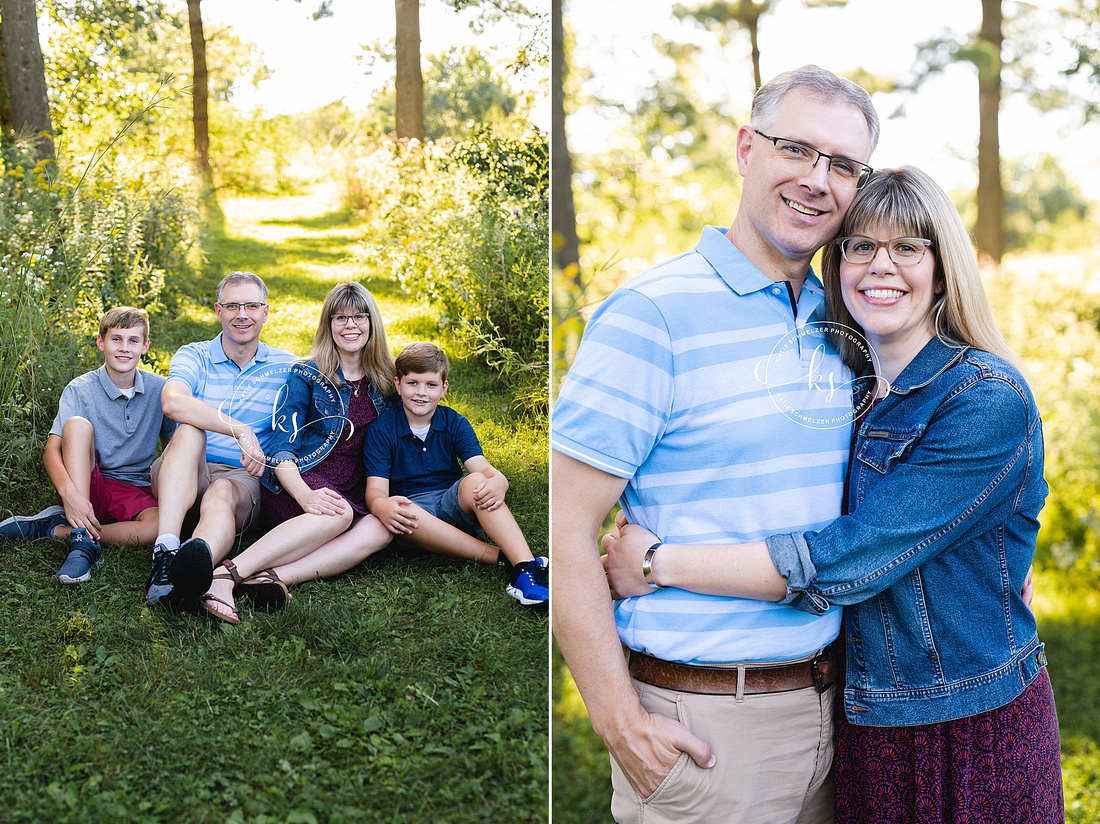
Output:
(855, 429), (922, 475)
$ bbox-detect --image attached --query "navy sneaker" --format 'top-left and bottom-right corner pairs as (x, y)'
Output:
(146, 543), (177, 606)
(506, 556), (549, 606)
(0, 505), (68, 542)
(166, 538), (215, 612)
(55, 528), (102, 583)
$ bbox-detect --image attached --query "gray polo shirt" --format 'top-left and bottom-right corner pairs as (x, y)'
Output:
(49, 365), (176, 487)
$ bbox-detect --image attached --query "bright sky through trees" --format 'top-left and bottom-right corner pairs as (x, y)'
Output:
(203, 0), (547, 125)
(568, 0), (1100, 199)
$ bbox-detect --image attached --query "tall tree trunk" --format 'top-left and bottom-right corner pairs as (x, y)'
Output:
(551, 0), (580, 286)
(0, 0), (53, 160)
(0, 34), (12, 132)
(975, 0), (1003, 263)
(747, 7), (761, 90)
(394, 0), (424, 142)
(187, 0), (213, 185)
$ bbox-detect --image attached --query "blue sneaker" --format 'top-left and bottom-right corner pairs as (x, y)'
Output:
(55, 528), (102, 583)
(506, 557), (549, 606)
(146, 543), (177, 606)
(0, 505), (68, 542)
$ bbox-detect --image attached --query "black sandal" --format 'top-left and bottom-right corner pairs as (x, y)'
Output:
(233, 566), (289, 612)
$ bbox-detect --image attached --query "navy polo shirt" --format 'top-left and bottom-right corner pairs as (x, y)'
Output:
(363, 403), (483, 498)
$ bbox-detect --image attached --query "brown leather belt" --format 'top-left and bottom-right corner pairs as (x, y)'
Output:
(628, 642), (838, 697)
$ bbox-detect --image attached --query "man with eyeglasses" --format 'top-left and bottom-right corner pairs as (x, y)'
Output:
(145, 271), (295, 611)
(552, 65), (879, 823)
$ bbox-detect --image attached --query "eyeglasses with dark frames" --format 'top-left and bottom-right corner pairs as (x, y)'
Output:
(753, 129), (873, 188)
(218, 302), (267, 313)
(331, 313), (370, 326)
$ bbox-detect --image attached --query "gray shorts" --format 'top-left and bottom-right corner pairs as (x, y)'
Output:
(408, 479), (481, 535)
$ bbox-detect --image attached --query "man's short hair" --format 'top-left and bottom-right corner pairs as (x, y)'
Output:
(751, 64), (880, 157)
(99, 306), (149, 341)
(216, 271), (268, 303)
(395, 342), (449, 383)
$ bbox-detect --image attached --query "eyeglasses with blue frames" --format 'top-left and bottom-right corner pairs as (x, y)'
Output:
(753, 129), (873, 188)
(218, 302), (267, 313)
(837, 236), (933, 265)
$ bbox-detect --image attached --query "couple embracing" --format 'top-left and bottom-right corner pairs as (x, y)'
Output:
(553, 65), (1062, 823)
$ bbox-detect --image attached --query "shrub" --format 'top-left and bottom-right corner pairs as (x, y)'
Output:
(989, 252), (1100, 575)
(0, 137), (201, 498)
(345, 128), (548, 416)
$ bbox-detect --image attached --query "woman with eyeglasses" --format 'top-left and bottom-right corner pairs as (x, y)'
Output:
(603, 167), (1063, 822)
(198, 281), (396, 624)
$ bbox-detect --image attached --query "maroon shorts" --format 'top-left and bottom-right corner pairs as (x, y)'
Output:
(57, 465), (158, 524)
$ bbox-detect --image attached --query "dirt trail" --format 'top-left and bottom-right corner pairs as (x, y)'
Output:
(220, 181), (356, 244)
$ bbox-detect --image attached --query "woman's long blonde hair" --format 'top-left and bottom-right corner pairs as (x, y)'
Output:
(822, 166), (1025, 378)
(311, 282), (395, 398)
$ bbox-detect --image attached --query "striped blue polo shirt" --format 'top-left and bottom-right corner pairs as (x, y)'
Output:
(552, 226), (855, 665)
(167, 334), (297, 466)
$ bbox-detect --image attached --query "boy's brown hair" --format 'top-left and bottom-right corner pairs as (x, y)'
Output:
(395, 342), (449, 383)
(99, 306), (150, 341)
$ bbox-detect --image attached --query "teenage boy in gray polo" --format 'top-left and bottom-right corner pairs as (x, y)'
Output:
(0, 306), (175, 582)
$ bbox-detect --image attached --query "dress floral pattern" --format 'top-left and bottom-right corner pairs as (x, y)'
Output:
(260, 379), (377, 529)
(834, 668), (1064, 823)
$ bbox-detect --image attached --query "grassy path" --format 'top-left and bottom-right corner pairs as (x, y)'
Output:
(1, 185), (549, 823)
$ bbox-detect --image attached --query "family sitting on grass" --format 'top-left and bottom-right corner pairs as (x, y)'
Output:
(0, 273), (549, 620)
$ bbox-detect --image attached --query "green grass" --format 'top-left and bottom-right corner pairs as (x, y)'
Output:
(0, 186), (548, 823)
(552, 568), (1100, 821)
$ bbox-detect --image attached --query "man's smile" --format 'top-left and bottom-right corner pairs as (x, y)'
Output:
(783, 196), (824, 217)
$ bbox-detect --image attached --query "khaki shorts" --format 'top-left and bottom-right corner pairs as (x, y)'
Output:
(150, 455), (262, 532)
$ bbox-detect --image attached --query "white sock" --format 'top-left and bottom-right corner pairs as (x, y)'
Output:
(155, 534), (181, 552)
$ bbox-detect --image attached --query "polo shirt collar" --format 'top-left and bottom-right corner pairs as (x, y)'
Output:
(695, 225), (823, 299)
(394, 404), (443, 438)
(209, 333), (271, 368)
(95, 363), (144, 399)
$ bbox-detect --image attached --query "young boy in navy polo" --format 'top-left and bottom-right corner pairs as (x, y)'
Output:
(0, 306), (175, 582)
(364, 342), (547, 606)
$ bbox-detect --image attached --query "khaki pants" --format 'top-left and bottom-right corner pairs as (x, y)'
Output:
(610, 678), (836, 824)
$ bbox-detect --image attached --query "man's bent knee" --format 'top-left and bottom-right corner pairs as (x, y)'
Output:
(166, 423), (208, 450)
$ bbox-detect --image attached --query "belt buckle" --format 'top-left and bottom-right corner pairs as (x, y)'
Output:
(810, 645), (834, 693)
(811, 659), (827, 692)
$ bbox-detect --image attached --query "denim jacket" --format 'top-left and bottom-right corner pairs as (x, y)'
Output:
(261, 361), (390, 494)
(767, 336), (1048, 726)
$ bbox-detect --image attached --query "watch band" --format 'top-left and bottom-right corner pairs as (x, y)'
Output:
(642, 542), (664, 590)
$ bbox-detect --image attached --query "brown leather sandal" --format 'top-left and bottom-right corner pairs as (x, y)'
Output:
(234, 567), (290, 612)
(200, 593), (240, 625)
(200, 562), (242, 624)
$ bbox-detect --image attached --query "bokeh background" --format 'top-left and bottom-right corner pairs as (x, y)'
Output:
(551, 1), (1100, 820)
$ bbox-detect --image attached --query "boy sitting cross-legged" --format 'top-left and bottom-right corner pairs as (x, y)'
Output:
(0, 306), (175, 582)
(364, 342), (547, 606)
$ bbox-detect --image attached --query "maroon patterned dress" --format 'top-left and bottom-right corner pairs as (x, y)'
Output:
(834, 669), (1064, 823)
(833, 395), (1064, 823)
(260, 377), (377, 530)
